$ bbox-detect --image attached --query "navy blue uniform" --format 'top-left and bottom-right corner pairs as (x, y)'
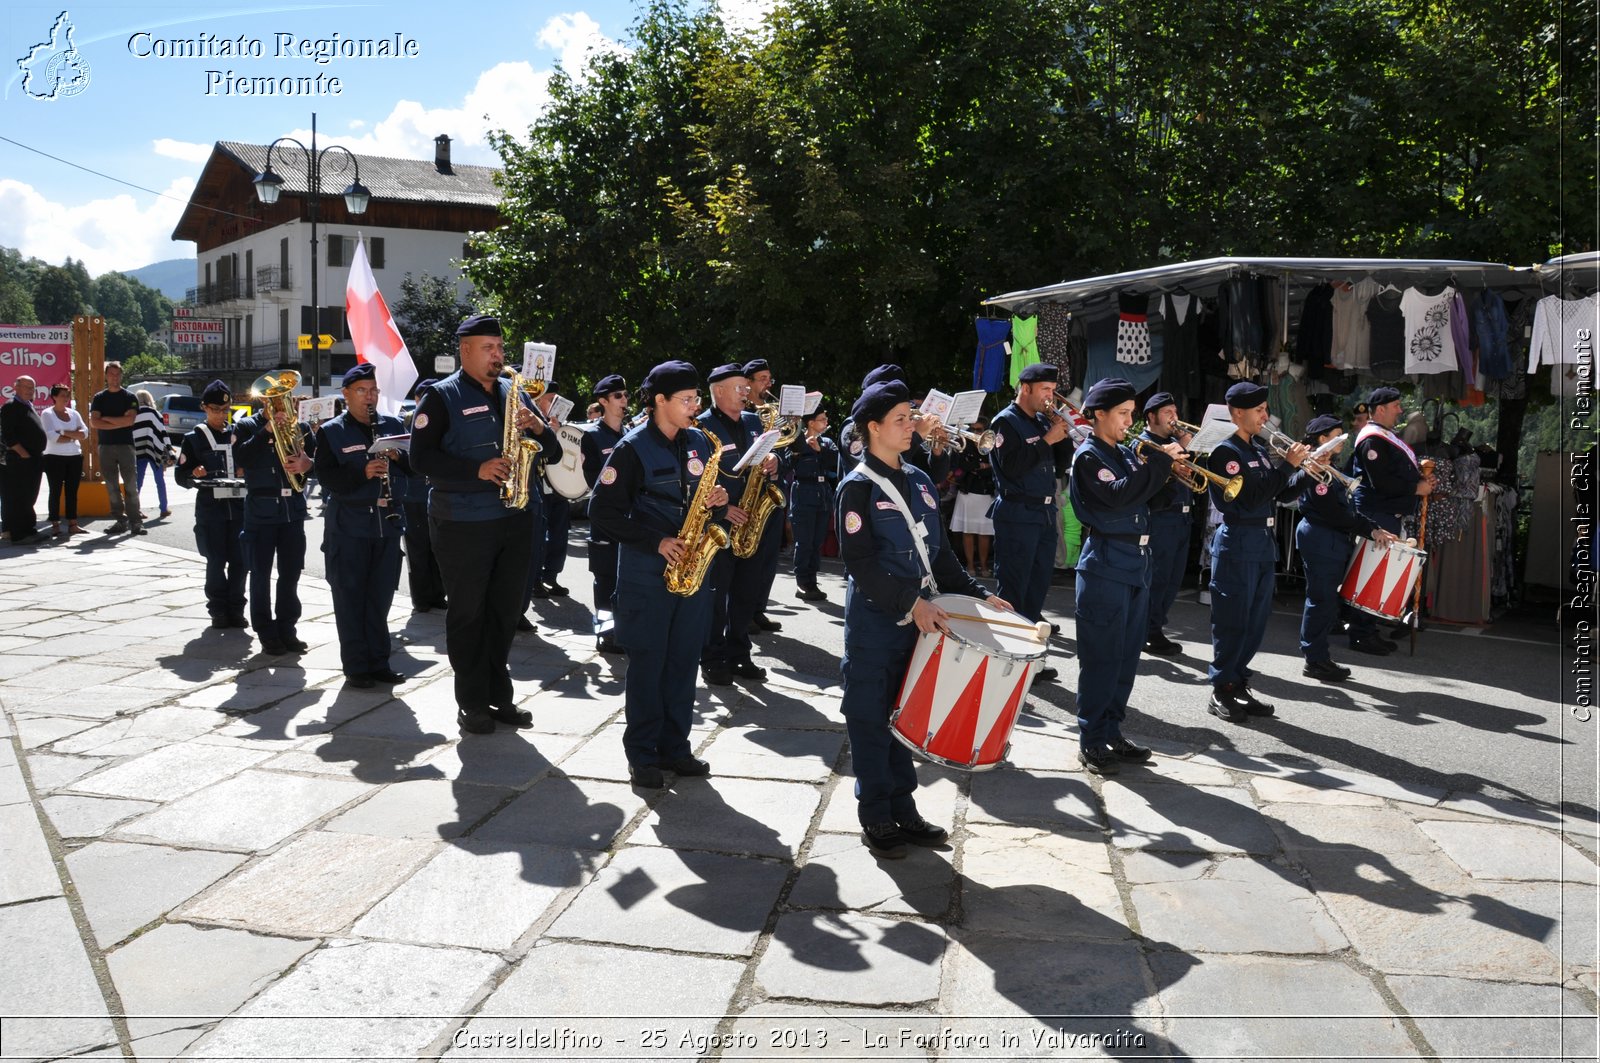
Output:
(837, 452), (985, 826)
(1138, 428), (1194, 641)
(1069, 435), (1174, 750)
(235, 414), (314, 647)
(1295, 475), (1381, 664)
(1347, 424), (1424, 641)
(313, 411), (408, 678)
(1205, 433), (1300, 689)
(989, 402), (1073, 622)
(538, 452), (572, 585)
(410, 371), (545, 713)
(582, 418), (627, 632)
(400, 408), (446, 610)
(697, 406), (779, 671)
(787, 431), (840, 588)
(589, 421), (721, 768)
(175, 423), (247, 622)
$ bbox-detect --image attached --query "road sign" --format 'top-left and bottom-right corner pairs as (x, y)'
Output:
(297, 334), (313, 350)
(171, 319), (223, 346)
(433, 356), (455, 373)
(318, 334), (334, 349)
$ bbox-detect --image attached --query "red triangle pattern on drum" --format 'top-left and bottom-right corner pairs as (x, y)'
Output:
(1354, 551), (1390, 612)
(927, 657), (987, 765)
(1380, 553), (1415, 616)
(975, 665), (1030, 766)
(894, 639), (942, 745)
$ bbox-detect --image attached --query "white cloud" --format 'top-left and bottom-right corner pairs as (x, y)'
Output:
(152, 138), (212, 164)
(539, 11), (617, 76)
(0, 176), (195, 275)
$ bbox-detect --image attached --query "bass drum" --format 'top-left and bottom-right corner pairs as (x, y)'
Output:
(546, 423), (592, 500)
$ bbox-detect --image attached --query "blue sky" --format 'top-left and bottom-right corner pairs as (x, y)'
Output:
(0, 0), (769, 275)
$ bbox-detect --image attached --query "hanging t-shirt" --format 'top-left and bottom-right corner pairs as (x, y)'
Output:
(1366, 288), (1406, 379)
(1401, 286), (1458, 375)
(1114, 291), (1151, 365)
(1330, 277), (1379, 370)
(1009, 314), (1041, 387)
(974, 317), (1011, 393)
(1528, 294), (1600, 374)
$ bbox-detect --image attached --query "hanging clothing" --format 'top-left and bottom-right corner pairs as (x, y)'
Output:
(1067, 315), (1089, 395)
(1114, 292), (1152, 366)
(1009, 314), (1041, 388)
(1529, 294), (1600, 374)
(1473, 289), (1513, 380)
(1402, 286), (1458, 375)
(1503, 292), (1536, 371)
(974, 317), (1011, 393)
(1037, 303), (1073, 381)
(1085, 311), (1164, 394)
(1331, 278), (1379, 370)
(1159, 291), (1201, 408)
(1297, 283), (1335, 369)
(1450, 290), (1475, 379)
(1366, 288), (1406, 379)
(1217, 277), (1265, 366)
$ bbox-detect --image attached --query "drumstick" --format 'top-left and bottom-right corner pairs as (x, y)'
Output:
(1410, 459), (1435, 657)
(942, 612), (1052, 642)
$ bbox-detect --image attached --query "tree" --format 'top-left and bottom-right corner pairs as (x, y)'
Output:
(32, 264), (87, 325)
(93, 272), (142, 329)
(0, 249), (39, 323)
(122, 349), (188, 378)
(392, 272), (471, 382)
(104, 319), (149, 361)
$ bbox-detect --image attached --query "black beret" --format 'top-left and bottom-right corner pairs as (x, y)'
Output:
(707, 363), (746, 384)
(1352, 402), (1370, 415)
(1143, 391), (1177, 415)
(1018, 363), (1058, 385)
(201, 380), (231, 405)
(642, 360), (699, 399)
(851, 381), (911, 426)
(593, 374), (626, 397)
(1368, 386), (1401, 407)
(455, 313), (502, 338)
(861, 364), (907, 388)
(415, 378), (438, 395)
(1083, 377), (1137, 411)
(802, 404), (829, 423)
(1226, 381), (1269, 408)
(341, 363), (376, 387)
(1303, 414), (1343, 441)
(741, 358), (770, 377)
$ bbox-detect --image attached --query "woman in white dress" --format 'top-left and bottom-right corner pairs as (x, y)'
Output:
(949, 416), (996, 575)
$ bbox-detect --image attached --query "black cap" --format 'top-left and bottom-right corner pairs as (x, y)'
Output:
(1352, 401), (1370, 415)
(802, 404), (828, 423)
(415, 378), (438, 395)
(201, 380), (231, 405)
(1226, 381), (1269, 408)
(741, 358), (770, 377)
(1368, 386), (1402, 407)
(341, 363), (377, 387)
(642, 360), (699, 399)
(1143, 391), (1177, 415)
(707, 363), (746, 384)
(1303, 414), (1343, 441)
(593, 374), (626, 397)
(1018, 363), (1058, 385)
(861, 364), (907, 389)
(850, 381), (911, 426)
(1083, 377), (1137, 411)
(455, 313), (502, 338)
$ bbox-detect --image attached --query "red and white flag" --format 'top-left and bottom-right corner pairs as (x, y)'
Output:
(345, 235), (416, 417)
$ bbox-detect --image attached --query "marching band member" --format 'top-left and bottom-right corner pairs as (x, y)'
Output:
(312, 364), (410, 689)
(533, 381), (573, 598)
(1068, 378), (1181, 774)
(1204, 381), (1307, 723)
(410, 314), (553, 733)
(1294, 414), (1400, 682)
(741, 359), (786, 634)
(235, 388), (315, 656)
(401, 379), (447, 613)
(836, 380), (1007, 859)
(697, 363), (777, 685)
(859, 364), (952, 484)
(589, 360), (728, 789)
(175, 380), (248, 629)
(581, 373), (630, 653)
(1347, 386), (1432, 650)
(989, 363), (1074, 682)
(1138, 392), (1194, 657)
(788, 405), (839, 602)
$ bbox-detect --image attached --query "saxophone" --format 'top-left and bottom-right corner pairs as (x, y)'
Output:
(665, 443), (729, 596)
(499, 369), (544, 509)
(730, 457), (784, 559)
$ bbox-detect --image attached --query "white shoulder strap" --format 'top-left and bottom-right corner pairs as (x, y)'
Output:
(852, 462), (935, 625)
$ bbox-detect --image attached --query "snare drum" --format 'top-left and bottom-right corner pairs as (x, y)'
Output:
(890, 594), (1047, 770)
(1339, 537), (1426, 621)
(546, 423), (592, 500)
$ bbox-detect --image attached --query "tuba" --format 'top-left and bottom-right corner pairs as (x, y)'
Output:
(665, 444), (729, 596)
(500, 369), (545, 509)
(250, 369), (308, 492)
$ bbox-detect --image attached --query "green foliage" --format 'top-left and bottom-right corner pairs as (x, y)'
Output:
(104, 320), (149, 361)
(393, 272), (472, 379)
(93, 272), (142, 329)
(121, 349), (188, 378)
(32, 263), (88, 325)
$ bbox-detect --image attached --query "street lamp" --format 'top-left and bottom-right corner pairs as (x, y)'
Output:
(252, 113), (371, 396)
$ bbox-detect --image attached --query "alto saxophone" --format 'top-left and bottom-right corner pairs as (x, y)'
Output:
(500, 369), (544, 509)
(665, 443), (729, 596)
(730, 456), (784, 559)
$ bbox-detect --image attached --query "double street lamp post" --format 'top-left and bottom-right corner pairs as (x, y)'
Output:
(252, 113), (371, 397)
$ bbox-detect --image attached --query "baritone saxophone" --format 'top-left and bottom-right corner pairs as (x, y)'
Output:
(665, 443), (729, 596)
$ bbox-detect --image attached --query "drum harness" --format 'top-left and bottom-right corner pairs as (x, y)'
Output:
(852, 462), (935, 626)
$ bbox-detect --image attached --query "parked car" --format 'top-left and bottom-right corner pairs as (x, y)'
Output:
(161, 394), (205, 442)
(126, 381), (192, 406)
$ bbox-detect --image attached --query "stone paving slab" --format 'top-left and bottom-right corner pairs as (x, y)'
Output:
(66, 840), (249, 947)
(789, 829), (954, 917)
(1271, 802), (1442, 854)
(0, 801), (62, 905)
(723, 1003), (942, 1061)
(629, 776), (821, 859)
(112, 769), (370, 851)
(67, 741), (271, 803)
(1435, 790), (1599, 838)
(815, 770), (961, 836)
(1129, 856), (1349, 954)
(1250, 774), (1387, 806)
(699, 725), (845, 782)
(967, 768), (1101, 834)
(50, 705), (223, 757)
(1102, 781), (1278, 854)
(420, 732), (583, 787)
(1385, 974), (1597, 1061)
(0, 750), (28, 807)
(1470, 879), (1598, 985)
(555, 722), (634, 782)
(756, 910), (947, 1005)
(178, 831), (436, 937)
(472, 776), (646, 851)
(12, 713), (100, 749)
(959, 824), (1128, 941)
(0, 898), (118, 1062)
(262, 731), (446, 781)
(20, 750), (110, 791)
(1419, 818), (1600, 883)
(325, 777), (513, 840)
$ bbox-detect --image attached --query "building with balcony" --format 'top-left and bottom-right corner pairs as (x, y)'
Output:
(170, 135), (500, 391)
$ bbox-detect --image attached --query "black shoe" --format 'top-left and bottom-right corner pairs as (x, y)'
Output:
(284, 637), (309, 653)
(228, 615), (249, 629)
(1032, 665), (1059, 684)
(597, 637), (624, 655)
(415, 603), (434, 613)
(1349, 638), (1391, 656)
(1049, 623), (1061, 637)
(896, 816), (948, 846)
(1303, 659), (1352, 682)
(795, 585), (826, 602)
(529, 584), (551, 599)
(1208, 687), (1247, 723)
(729, 660), (767, 681)
(1078, 745), (1121, 775)
(370, 668), (407, 684)
(544, 581), (569, 597)
(261, 640), (290, 656)
(134, 526), (148, 535)
(629, 763), (666, 789)
(106, 521), (127, 535)
(1109, 736), (1153, 762)
(751, 614), (782, 632)
(1144, 633), (1182, 657)
(703, 667), (734, 686)
(1237, 686), (1276, 717)
(1377, 636), (1400, 651)
(515, 614), (536, 632)
(664, 755), (711, 777)
(862, 822), (908, 859)
(488, 704), (533, 728)
(346, 674), (376, 689)
(210, 615), (231, 629)
(457, 707), (495, 735)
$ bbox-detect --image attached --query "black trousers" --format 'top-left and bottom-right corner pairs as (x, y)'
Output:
(432, 509), (535, 711)
(43, 454), (82, 522)
(589, 538), (618, 633)
(1, 456), (43, 538)
(402, 500), (446, 607)
(701, 514), (783, 669)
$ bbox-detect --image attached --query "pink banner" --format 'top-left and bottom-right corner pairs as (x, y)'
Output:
(0, 325), (72, 410)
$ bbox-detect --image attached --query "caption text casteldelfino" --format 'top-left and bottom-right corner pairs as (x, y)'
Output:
(126, 31), (422, 96)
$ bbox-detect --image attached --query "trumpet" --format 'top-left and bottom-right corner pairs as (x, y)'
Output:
(1258, 423), (1334, 482)
(1129, 436), (1243, 500)
(948, 427), (996, 455)
(1302, 432), (1362, 495)
(754, 397), (800, 448)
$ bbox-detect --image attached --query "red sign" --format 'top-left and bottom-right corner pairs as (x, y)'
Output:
(0, 325), (71, 409)
(172, 319), (224, 346)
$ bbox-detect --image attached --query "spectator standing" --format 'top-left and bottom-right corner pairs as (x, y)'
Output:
(132, 389), (174, 522)
(89, 362), (141, 535)
(41, 384), (88, 536)
(950, 416), (996, 576)
(1, 375), (48, 544)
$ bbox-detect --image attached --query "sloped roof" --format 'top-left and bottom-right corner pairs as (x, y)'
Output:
(214, 140), (501, 206)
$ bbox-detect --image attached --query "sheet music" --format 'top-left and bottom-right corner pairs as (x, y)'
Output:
(368, 434), (411, 455)
(950, 389), (987, 425)
(547, 395), (575, 423)
(918, 389), (954, 424)
(521, 342), (556, 382)
(802, 390), (822, 415)
(732, 429), (781, 472)
(778, 384), (806, 417)
(1186, 403), (1236, 455)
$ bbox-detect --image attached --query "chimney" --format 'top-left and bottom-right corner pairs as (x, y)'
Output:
(434, 134), (453, 174)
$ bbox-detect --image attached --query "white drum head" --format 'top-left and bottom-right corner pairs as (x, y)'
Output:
(929, 593), (1048, 662)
